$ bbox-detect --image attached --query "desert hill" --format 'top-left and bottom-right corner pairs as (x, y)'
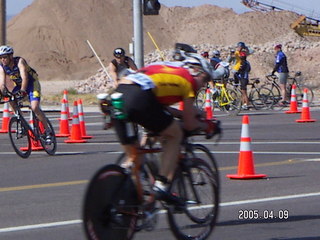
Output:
(6, 0), (320, 90)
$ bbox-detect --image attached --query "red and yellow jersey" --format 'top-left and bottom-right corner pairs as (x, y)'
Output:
(139, 64), (197, 105)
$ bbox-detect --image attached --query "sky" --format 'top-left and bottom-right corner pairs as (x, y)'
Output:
(6, 0), (320, 19)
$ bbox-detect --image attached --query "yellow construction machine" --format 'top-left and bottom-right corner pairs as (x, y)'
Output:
(242, 0), (320, 37)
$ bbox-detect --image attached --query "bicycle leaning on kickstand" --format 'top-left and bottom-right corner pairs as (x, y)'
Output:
(82, 111), (221, 240)
(0, 87), (57, 158)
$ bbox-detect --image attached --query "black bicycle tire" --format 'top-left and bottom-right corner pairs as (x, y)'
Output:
(8, 116), (32, 158)
(83, 164), (139, 240)
(195, 87), (207, 111)
(187, 144), (219, 185)
(38, 116), (57, 155)
(167, 158), (219, 240)
(250, 87), (274, 110)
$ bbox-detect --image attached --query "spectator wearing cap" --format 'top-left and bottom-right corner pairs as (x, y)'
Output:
(210, 50), (222, 69)
(272, 44), (289, 105)
(109, 47), (137, 87)
(201, 51), (209, 61)
(234, 50), (251, 110)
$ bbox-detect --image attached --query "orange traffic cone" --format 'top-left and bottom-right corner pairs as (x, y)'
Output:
(296, 88), (316, 123)
(205, 88), (213, 120)
(64, 101), (87, 143)
(77, 99), (92, 139)
(56, 99), (70, 137)
(227, 115), (267, 179)
(62, 89), (71, 120)
(20, 111), (44, 151)
(285, 84), (301, 114)
(0, 99), (11, 133)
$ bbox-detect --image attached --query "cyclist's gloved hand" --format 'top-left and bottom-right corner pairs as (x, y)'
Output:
(17, 89), (28, 99)
(204, 119), (222, 139)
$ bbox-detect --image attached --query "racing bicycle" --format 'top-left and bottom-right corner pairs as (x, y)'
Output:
(0, 87), (57, 158)
(83, 120), (221, 240)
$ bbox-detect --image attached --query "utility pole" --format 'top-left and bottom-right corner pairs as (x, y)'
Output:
(0, 0), (5, 44)
(133, 0), (144, 68)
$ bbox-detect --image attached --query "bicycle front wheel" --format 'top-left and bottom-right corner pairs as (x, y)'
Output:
(38, 116), (57, 155)
(83, 164), (139, 240)
(8, 116), (31, 158)
(167, 158), (219, 240)
(222, 88), (241, 116)
(250, 87), (274, 110)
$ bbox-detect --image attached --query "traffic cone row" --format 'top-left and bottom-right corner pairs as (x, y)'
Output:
(0, 99), (11, 133)
(64, 101), (87, 143)
(227, 115), (267, 180)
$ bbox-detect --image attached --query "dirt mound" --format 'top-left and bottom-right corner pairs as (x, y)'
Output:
(6, 0), (320, 88)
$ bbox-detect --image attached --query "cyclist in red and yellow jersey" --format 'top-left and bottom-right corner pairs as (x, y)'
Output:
(111, 44), (220, 205)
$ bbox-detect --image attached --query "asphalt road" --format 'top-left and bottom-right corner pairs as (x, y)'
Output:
(0, 107), (319, 240)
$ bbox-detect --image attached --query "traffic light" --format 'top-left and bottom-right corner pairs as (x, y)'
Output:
(143, 0), (161, 15)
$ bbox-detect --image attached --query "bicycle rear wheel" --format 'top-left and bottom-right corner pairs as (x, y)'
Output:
(167, 158), (219, 240)
(195, 87), (207, 111)
(8, 116), (31, 158)
(83, 164), (139, 240)
(37, 116), (57, 155)
(295, 85), (314, 106)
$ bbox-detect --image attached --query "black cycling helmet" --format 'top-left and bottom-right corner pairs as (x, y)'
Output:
(237, 42), (246, 48)
(113, 48), (125, 57)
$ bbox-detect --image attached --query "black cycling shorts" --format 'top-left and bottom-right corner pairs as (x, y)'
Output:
(113, 84), (174, 145)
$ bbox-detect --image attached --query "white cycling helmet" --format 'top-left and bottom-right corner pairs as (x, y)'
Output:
(0, 45), (14, 56)
(212, 50), (220, 57)
(174, 43), (215, 80)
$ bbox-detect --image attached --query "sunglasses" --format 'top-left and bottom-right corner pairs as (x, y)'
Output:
(0, 55), (9, 59)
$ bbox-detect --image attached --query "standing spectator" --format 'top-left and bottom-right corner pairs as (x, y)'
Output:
(210, 50), (222, 69)
(101, 48), (137, 130)
(201, 51), (209, 61)
(108, 47), (137, 87)
(272, 44), (289, 105)
(234, 51), (251, 110)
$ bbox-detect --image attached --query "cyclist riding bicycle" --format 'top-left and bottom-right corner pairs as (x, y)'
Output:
(111, 43), (219, 206)
(0, 45), (52, 142)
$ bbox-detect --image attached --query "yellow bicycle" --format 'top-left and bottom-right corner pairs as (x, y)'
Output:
(195, 82), (242, 116)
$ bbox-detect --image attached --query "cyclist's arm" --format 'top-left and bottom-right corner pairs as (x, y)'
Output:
(17, 58), (29, 92)
(182, 98), (206, 131)
(128, 58), (138, 71)
(0, 66), (5, 92)
(108, 62), (118, 84)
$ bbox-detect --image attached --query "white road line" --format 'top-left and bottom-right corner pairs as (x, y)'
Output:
(0, 191), (319, 234)
(1, 150), (320, 156)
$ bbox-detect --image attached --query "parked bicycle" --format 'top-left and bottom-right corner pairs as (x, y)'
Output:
(227, 77), (275, 110)
(262, 72), (314, 107)
(0, 87), (57, 158)
(195, 81), (242, 116)
(83, 119), (221, 240)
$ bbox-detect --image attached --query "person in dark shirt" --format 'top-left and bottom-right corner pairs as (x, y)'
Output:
(272, 44), (289, 104)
